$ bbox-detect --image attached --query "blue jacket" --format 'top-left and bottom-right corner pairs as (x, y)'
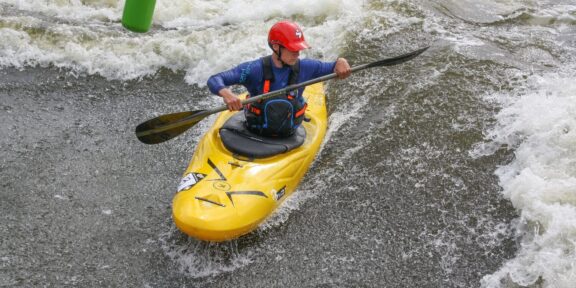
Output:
(207, 58), (336, 102)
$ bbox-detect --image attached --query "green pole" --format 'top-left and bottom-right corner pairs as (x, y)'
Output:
(122, 0), (157, 33)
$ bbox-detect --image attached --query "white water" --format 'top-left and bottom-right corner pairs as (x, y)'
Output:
(0, 0), (363, 84)
(423, 1), (576, 285)
(473, 67), (576, 287)
(159, 227), (255, 278)
(4, 0), (576, 285)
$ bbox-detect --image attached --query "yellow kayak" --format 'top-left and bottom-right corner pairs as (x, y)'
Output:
(172, 82), (327, 242)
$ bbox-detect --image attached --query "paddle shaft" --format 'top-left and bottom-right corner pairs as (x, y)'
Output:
(134, 73), (332, 139)
(206, 61), (378, 115)
(141, 61), (386, 136)
(135, 46), (429, 144)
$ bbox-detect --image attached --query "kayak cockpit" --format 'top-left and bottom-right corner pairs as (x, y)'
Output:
(219, 112), (306, 159)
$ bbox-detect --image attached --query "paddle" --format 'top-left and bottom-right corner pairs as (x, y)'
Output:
(136, 46), (429, 144)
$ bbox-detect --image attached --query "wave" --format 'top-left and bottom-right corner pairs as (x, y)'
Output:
(0, 0), (364, 84)
(473, 67), (576, 287)
(432, 0), (576, 27)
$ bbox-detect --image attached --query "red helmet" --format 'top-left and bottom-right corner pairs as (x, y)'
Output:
(268, 21), (310, 52)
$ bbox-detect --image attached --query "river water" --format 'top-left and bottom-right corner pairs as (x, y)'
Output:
(1, 0), (575, 287)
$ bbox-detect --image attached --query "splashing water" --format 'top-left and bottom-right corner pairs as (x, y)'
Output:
(474, 67), (576, 287)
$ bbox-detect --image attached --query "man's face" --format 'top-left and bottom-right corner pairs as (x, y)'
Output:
(279, 47), (300, 65)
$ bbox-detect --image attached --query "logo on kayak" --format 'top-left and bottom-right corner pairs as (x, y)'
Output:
(177, 172), (206, 192)
(213, 181), (231, 191)
(275, 186), (286, 201)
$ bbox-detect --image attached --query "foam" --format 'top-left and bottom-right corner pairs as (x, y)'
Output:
(0, 0), (365, 84)
(475, 68), (576, 287)
(159, 227), (255, 278)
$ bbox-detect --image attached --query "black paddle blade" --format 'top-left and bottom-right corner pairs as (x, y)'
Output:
(135, 110), (209, 144)
(367, 46), (429, 69)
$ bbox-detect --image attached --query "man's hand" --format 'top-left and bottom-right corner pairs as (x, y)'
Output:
(219, 88), (242, 111)
(334, 58), (351, 79)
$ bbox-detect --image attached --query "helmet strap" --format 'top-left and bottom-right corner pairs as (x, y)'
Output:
(273, 46), (291, 68)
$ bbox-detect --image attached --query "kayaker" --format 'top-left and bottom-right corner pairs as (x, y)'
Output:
(207, 20), (351, 137)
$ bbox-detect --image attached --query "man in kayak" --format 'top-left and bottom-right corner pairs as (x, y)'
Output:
(207, 20), (351, 137)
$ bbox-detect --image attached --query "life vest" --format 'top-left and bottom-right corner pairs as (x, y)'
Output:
(244, 56), (307, 137)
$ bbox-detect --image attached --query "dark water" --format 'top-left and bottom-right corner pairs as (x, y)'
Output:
(4, 0), (575, 286)
(0, 68), (192, 286)
(1, 58), (517, 287)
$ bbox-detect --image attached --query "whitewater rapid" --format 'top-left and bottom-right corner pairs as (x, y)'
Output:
(475, 66), (576, 287)
(2, 0), (576, 286)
